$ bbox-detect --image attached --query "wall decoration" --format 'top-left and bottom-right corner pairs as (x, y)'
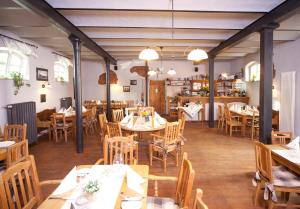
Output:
(123, 86), (130, 92)
(98, 70), (118, 85)
(36, 68), (48, 81)
(130, 80), (137, 85)
(130, 66), (148, 78)
(40, 94), (46, 103)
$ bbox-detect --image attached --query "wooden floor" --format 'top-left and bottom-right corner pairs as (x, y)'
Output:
(30, 122), (265, 209)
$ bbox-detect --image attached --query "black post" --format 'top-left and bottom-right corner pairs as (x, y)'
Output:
(208, 56), (215, 128)
(69, 35), (83, 153)
(259, 23), (279, 144)
(145, 61), (149, 106)
(105, 58), (112, 121)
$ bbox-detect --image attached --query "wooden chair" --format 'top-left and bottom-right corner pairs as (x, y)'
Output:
(138, 106), (154, 117)
(246, 112), (259, 140)
(106, 122), (122, 138)
(125, 107), (138, 115)
(6, 140), (29, 168)
(224, 107), (243, 136)
(148, 152), (195, 209)
(91, 106), (98, 131)
(149, 120), (181, 173)
(271, 131), (292, 144)
(217, 105), (225, 130)
(177, 115), (186, 153)
(0, 126), (4, 141)
(0, 155), (61, 209)
(98, 112), (108, 141)
(83, 109), (95, 135)
(253, 142), (300, 209)
(51, 113), (72, 143)
(95, 135), (138, 165)
(190, 189), (209, 209)
(112, 109), (124, 122)
(4, 124), (27, 142)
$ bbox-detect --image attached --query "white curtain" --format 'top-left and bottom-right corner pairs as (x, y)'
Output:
(0, 36), (37, 57)
(279, 71), (296, 133)
(55, 54), (73, 67)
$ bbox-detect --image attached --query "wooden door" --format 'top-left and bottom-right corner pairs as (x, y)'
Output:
(149, 80), (166, 114)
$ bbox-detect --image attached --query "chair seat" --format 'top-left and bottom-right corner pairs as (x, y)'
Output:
(228, 120), (243, 126)
(147, 196), (179, 209)
(55, 122), (72, 128)
(273, 166), (300, 187)
(153, 140), (177, 151)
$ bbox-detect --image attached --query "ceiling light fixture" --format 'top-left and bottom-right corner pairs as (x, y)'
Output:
(147, 68), (157, 76)
(139, 48), (159, 61)
(187, 48), (208, 61)
(167, 68), (176, 76)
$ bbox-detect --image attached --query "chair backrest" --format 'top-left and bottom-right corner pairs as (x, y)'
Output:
(6, 140), (29, 168)
(163, 120), (181, 146)
(179, 114), (186, 136)
(192, 189), (209, 209)
(52, 113), (66, 128)
(4, 124), (27, 142)
(217, 105), (223, 119)
(175, 152), (195, 208)
(0, 155), (41, 209)
(106, 122), (122, 138)
(223, 107), (231, 123)
(254, 142), (273, 182)
(125, 107), (138, 116)
(112, 109), (124, 122)
(91, 106), (97, 118)
(138, 106), (154, 117)
(103, 135), (136, 165)
(271, 131), (292, 144)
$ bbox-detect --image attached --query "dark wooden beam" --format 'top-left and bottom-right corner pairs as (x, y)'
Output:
(259, 23), (278, 144)
(105, 58), (112, 121)
(69, 35), (83, 153)
(208, 0), (300, 56)
(78, 26), (241, 31)
(145, 61), (149, 106)
(208, 56), (215, 128)
(12, 0), (116, 64)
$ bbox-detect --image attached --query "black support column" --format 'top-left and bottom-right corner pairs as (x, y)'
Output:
(259, 23), (279, 144)
(208, 56), (215, 128)
(69, 35), (83, 153)
(145, 61), (149, 106)
(105, 58), (112, 121)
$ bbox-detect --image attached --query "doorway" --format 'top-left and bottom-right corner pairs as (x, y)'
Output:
(149, 80), (166, 115)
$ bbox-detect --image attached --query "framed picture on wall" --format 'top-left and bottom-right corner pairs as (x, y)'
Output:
(123, 86), (130, 92)
(130, 80), (137, 85)
(36, 68), (48, 81)
(40, 94), (46, 103)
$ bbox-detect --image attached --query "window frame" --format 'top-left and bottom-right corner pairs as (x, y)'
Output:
(245, 61), (260, 82)
(54, 60), (69, 82)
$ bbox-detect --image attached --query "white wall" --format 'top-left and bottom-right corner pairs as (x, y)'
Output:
(0, 29), (74, 127)
(81, 59), (233, 100)
(230, 38), (300, 135)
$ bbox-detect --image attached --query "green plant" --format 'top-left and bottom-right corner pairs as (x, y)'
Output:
(57, 76), (65, 82)
(83, 180), (100, 194)
(11, 72), (24, 95)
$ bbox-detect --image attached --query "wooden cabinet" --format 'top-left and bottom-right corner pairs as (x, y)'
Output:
(167, 96), (178, 117)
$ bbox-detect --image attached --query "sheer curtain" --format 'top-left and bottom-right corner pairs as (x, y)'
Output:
(279, 71), (296, 133)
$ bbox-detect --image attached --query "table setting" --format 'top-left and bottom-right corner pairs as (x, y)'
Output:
(40, 165), (148, 209)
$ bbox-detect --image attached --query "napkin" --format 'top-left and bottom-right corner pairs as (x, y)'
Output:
(58, 108), (66, 113)
(154, 112), (166, 125)
(286, 136), (300, 150)
(126, 166), (144, 195)
(0, 141), (15, 148)
(52, 166), (77, 196)
(121, 113), (133, 124)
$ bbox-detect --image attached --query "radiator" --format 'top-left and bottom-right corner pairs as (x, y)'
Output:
(60, 97), (72, 109)
(6, 101), (37, 144)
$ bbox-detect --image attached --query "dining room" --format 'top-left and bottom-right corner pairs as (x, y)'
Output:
(0, 0), (300, 209)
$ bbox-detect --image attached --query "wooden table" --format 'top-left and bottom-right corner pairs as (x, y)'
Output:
(230, 109), (258, 136)
(38, 165), (149, 209)
(266, 145), (300, 175)
(0, 149), (6, 161)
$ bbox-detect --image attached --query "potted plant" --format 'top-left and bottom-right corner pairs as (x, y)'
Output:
(11, 72), (24, 95)
(83, 180), (100, 200)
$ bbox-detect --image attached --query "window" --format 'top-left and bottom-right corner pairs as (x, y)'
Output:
(54, 59), (69, 82)
(245, 61), (260, 82)
(0, 47), (29, 80)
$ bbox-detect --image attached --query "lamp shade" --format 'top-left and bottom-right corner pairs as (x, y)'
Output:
(148, 69), (157, 76)
(187, 49), (208, 61)
(167, 68), (176, 76)
(139, 48), (159, 60)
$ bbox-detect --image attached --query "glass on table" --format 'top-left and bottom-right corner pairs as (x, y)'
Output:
(113, 152), (124, 165)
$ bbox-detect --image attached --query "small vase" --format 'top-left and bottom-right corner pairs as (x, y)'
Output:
(144, 116), (150, 122)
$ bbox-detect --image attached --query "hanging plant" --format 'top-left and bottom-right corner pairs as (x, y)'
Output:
(11, 72), (24, 95)
(57, 76), (65, 82)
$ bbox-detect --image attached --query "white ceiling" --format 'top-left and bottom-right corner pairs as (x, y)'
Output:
(1, 0), (300, 62)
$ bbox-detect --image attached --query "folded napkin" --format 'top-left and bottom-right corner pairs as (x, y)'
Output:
(66, 106), (73, 112)
(58, 108), (66, 113)
(121, 113), (133, 124)
(126, 166), (145, 195)
(0, 141), (15, 148)
(154, 112), (166, 125)
(286, 136), (300, 150)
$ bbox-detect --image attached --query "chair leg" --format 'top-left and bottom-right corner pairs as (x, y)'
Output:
(54, 130), (58, 143)
(176, 150), (179, 167)
(135, 144), (139, 164)
(64, 129), (68, 143)
(163, 153), (167, 174)
(254, 182), (261, 206)
(149, 145), (153, 166)
(251, 126), (254, 140)
(268, 199), (274, 209)
(229, 126), (232, 136)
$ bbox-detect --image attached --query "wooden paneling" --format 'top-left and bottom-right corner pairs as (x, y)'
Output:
(149, 80), (166, 114)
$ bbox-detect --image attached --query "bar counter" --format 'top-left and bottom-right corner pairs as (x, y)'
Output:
(178, 96), (249, 106)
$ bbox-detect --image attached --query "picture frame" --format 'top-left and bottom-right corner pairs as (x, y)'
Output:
(40, 94), (46, 103)
(36, 68), (48, 81)
(130, 80), (137, 85)
(123, 86), (130, 92)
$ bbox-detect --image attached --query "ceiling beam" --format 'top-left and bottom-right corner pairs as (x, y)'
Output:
(208, 0), (300, 56)
(12, 0), (116, 64)
(78, 26), (241, 31)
